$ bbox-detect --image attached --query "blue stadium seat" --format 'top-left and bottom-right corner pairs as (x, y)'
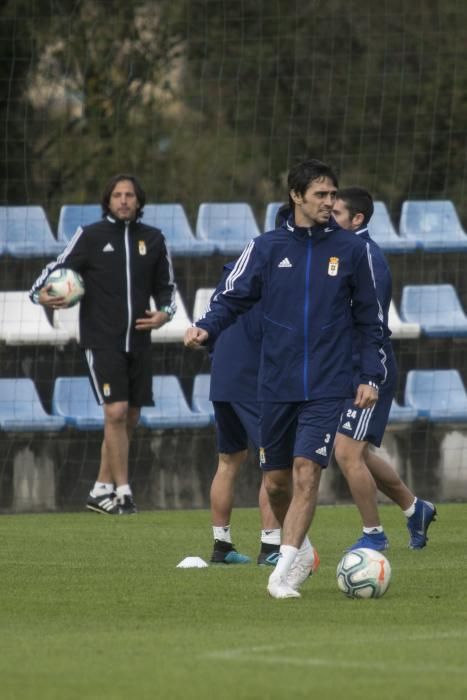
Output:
(192, 374), (214, 423)
(0, 206), (64, 257)
(52, 377), (104, 430)
(57, 204), (101, 243)
(0, 378), (65, 432)
(144, 204), (215, 256)
(405, 370), (467, 422)
(58, 202), (215, 256)
(388, 399), (418, 425)
(140, 376), (211, 429)
(196, 203), (261, 254)
(399, 200), (467, 252)
(367, 202), (417, 253)
(264, 202), (285, 232)
(400, 284), (467, 337)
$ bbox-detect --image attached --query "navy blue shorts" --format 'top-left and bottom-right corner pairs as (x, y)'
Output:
(213, 401), (260, 454)
(259, 398), (343, 471)
(84, 347), (154, 407)
(337, 379), (395, 447)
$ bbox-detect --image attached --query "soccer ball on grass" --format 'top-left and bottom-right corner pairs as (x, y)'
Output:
(336, 548), (391, 599)
(46, 268), (85, 308)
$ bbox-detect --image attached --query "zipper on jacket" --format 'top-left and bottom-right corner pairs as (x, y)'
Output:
(124, 222), (132, 352)
(303, 233), (312, 399)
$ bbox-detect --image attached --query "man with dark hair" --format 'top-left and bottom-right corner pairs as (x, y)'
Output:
(332, 186), (437, 550)
(185, 158), (385, 598)
(30, 174), (177, 514)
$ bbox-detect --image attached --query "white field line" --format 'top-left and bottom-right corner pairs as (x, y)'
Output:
(203, 633), (467, 674)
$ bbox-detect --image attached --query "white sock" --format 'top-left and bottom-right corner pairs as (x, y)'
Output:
(403, 497), (417, 518)
(116, 484), (132, 498)
(363, 526), (384, 534)
(261, 528), (281, 545)
(213, 525), (232, 543)
(273, 544), (298, 579)
(90, 481), (114, 497)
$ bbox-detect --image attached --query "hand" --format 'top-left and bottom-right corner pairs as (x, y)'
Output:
(354, 383), (378, 409)
(38, 285), (68, 309)
(135, 309), (169, 331)
(184, 326), (209, 348)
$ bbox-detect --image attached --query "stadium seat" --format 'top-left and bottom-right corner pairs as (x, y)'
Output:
(150, 290), (191, 343)
(192, 288), (215, 322)
(52, 377), (104, 430)
(0, 206), (64, 257)
(0, 292), (71, 346)
(144, 203), (216, 256)
(0, 378), (65, 432)
(400, 284), (467, 337)
(139, 376), (211, 429)
(57, 204), (101, 243)
(264, 202), (285, 232)
(192, 374), (214, 423)
(54, 304), (80, 343)
(404, 369), (467, 422)
(388, 300), (421, 339)
(196, 202), (261, 254)
(399, 200), (467, 252)
(367, 201), (418, 253)
(55, 291), (191, 344)
(388, 398), (419, 424)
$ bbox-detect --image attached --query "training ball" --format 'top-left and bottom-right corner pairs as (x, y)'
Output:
(46, 268), (85, 307)
(336, 548), (391, 599)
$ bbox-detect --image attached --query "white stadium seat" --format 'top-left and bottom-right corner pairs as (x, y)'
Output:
(0, 291), (71, 346)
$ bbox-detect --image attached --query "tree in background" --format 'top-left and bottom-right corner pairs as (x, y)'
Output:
(1, 0), (467, 225)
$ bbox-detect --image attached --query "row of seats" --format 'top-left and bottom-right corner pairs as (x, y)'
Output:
(0, 375), (212, 432)
(1, 370), (467, 433)
(2, 200), (467, 258)
(2, 283), (467, 346)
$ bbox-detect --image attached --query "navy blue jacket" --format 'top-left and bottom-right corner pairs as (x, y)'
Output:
(352, 226), (395, 391)
(196, 217), (384, 402)
(208, 262), (262, 402)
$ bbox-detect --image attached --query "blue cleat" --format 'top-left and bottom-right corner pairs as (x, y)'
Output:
(407, 499), (437, 549)
(257, 545), (280, 566)
(210, 540), (251, 564)
(347, 530), (389, 552)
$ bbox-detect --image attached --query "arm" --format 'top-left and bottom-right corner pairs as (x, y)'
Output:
(136, 236), (177, 331)
(191, 239), (262, 344)
(29, 227), (88, 306)
(351, 243), (385, 406)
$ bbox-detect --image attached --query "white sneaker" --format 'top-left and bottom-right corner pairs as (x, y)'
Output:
(286, 546), (320, 591)
(267, 573), (301, 599)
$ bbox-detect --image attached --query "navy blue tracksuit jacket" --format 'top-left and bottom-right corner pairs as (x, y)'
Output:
(195, 217), (385, 403)
(207, 262), (262, 403)
(352, 225), (395, 389)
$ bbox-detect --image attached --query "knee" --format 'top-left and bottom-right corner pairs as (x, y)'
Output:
(334, 442), (352, 472)
(217, 451), (246, 475)
(293, 457), (321, 494)
(104, 403), (129, 426)
(264, 472), (291, 504)
(334, 440), (362, 476)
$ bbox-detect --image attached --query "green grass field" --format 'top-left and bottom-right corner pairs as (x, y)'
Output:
(1, 503), (466, 700)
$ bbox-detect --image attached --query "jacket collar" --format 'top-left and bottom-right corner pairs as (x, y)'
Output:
(106, 214), (139, 227)
(354, 226), (370, 241)
(284, 213), (339, 242)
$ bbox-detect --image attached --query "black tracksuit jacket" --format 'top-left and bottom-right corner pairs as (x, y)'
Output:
(29, 215), (177, 351)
